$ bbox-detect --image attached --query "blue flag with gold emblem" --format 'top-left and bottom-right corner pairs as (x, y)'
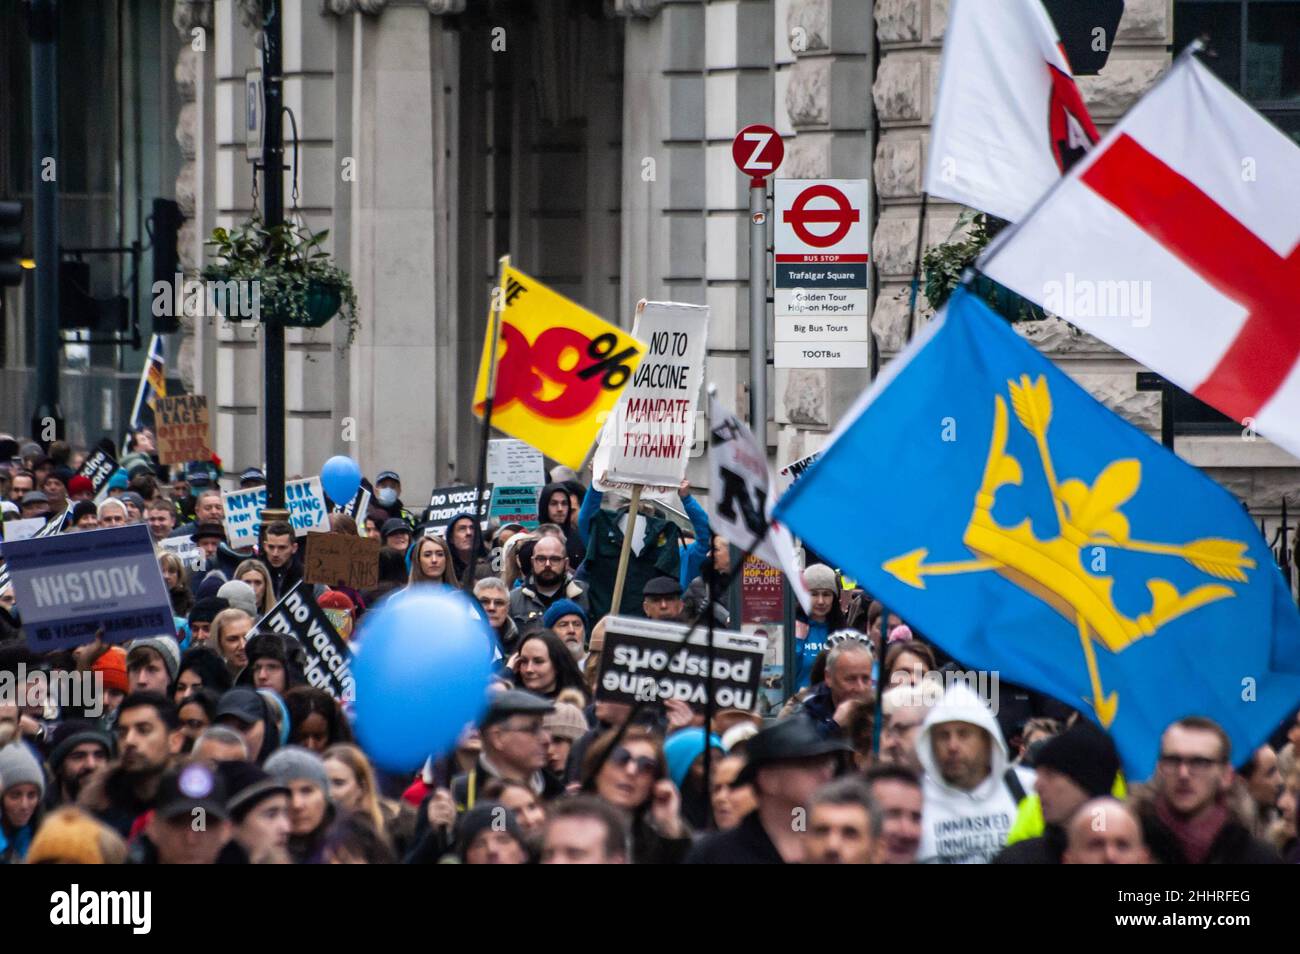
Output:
(775, 287), (1300, 778)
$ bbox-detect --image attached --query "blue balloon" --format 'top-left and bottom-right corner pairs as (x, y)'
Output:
(320, 455), (362, 504)
(351, 586), (494, 772)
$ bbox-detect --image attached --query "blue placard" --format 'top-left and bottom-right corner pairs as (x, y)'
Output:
(1, 523), (176, 650)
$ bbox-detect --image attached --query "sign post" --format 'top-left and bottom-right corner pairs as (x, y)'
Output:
(732, 124), (784, 434)
(773, 179), (871, 368)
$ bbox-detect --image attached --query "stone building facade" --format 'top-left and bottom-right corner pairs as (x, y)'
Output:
(162, 0), (1296, 545)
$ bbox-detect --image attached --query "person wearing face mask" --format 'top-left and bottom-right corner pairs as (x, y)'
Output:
(372, 470), (415, 526)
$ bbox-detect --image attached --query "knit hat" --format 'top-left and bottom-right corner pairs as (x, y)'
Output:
(219, 761), (290, 821)
(188, 596), (229, 626)
(70, 500), (98, 524)
(264, 746), (331, 803)
(90, 646), (128, 693)
(24, 808), (114, 864)
(0, 742), (46, 797)
(67, 475), (94, 497)
(196, 572), (228, 600)
(663, 728), (724, 790)
(803, 563), (837, 593)
(47, 720), (115, 773)
(127, 635), (181, 683)
(542, 598), (587, 631)
(218, 579), (258, 617)
(317, 590), (356, 613)
(455, 801), (526, 862)
(106, 469), (130, 491)
(1034, 720), (1120, 798)
(542, 702), (588, 742)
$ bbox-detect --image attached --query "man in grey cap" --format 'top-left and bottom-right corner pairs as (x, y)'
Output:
(685, 717), (852, 864)
(642, 575), (685, 622)
(451, 689), (562, 811)
(373, 470), (414, 524)
(20, 490), (51, 521)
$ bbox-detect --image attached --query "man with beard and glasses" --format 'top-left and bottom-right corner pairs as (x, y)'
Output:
(44, 721), (116, 809)
(77, 692), (185, 838)
(508, 535), (588, 640)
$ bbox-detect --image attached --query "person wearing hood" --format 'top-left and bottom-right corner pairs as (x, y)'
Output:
(372, 470), (415, 525)
(992, 720), (1120, 864)
(793, 564), (846, 693)
(236, 632), (306, 695)
(0, 741), (46, 862)
(265, 746), (336, 863)
(508, 534), (589, 640)
(915, 681), (1034, 864)
(663, 727), (725, 832)
(447, 512), (494, 584)
(214, 687), (281, 764)
(538, 481), (585, 567)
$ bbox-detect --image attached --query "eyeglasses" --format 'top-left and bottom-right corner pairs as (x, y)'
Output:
(1157, 754), (1224, 774)
(532, 555), (565, 565)
(479, 598), (508, 608)
(501, 721), (548, 737)
(610, 746), (658, 776)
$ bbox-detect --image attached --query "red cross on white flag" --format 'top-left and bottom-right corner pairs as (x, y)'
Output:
(980, 50), (1300, 459)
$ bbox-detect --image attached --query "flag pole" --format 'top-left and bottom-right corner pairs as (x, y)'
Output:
(904, 193), (929, 343)
(463, 255), (510, 594)
(609, 484), (642, 613)
(872, 604), (888, 756)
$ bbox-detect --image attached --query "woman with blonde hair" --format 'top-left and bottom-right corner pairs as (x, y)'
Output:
(234, 559), (276, 617)
(322, 743), (416, 857)
(408, 533), (458, 587)
(157, 551), (194, 617)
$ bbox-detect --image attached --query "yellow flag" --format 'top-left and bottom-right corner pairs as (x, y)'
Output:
(472, 265), (646, 470)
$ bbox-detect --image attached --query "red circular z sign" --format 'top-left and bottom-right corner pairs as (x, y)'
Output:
(732, 124), (784, 186)
(783, 183), (860, 248)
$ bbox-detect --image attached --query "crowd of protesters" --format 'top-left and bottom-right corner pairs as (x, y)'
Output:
(0, 427), (1298, 864)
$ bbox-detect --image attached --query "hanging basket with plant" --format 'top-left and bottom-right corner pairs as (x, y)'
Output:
(202, 217), (359, 344)
(921, 209), (1049, 323)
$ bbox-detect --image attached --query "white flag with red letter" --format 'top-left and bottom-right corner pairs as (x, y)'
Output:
(707, 393), (812, 614)
(925, 0), (1099, 222)
(979, 52), (1300, 459)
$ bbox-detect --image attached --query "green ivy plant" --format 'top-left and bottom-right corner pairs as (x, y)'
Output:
(921, 210), (1049, 323)
(202, 216), (359, 346)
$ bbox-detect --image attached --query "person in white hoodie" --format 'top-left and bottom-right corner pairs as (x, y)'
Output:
(915, 680), (1034, 863)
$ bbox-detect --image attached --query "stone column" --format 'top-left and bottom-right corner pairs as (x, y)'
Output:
(774, 0), (871, 474)
(340, 0), (458, 497)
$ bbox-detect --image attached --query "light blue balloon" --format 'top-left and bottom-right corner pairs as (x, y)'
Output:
(351, 586), (494, 772)
(320, 455), (362, 504)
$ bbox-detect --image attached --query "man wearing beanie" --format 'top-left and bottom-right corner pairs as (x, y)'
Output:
(993, 720), (1119, 864)
(542, 598), (588, 659)
(264, 746), (335, 863)
(456, 800), (530, 864)
(0, 741), (46, 862)
(126, 636), (181, 695)
(220, 761), (292, 864)
(45, 720), (115, 808)
(187, 596), (229, 646)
